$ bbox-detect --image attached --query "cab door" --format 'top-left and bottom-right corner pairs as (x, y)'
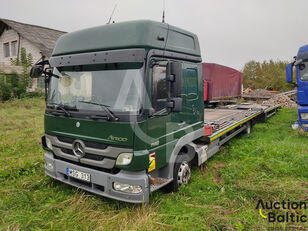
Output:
(181, 63), (200, 125)
(145, 61), (179, 170)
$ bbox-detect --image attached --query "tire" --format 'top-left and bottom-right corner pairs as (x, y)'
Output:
(165, 153), (191, 192)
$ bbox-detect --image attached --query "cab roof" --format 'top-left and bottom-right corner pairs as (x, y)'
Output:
(298, 44), (308, 59)
(52, 20), (201, 58)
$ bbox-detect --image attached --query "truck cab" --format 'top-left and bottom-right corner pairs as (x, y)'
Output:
(286, 45), (308, 131)
(32, 20), (204, 203)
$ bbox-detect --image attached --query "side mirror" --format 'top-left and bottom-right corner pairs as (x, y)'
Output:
(167, 97), (182, 112)
(30, 65), (44, 78)
(294, 59), (303, 66)
(286, 63), (293, 83)
(167, 62), (182, 97)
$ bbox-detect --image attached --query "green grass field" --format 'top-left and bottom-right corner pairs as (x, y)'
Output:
(0, 98), (307, 231)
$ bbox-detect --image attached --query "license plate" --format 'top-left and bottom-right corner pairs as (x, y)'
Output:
(67, 168), (91, 182)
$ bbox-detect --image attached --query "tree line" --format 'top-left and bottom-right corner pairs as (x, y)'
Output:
(242, 60), (295, 92)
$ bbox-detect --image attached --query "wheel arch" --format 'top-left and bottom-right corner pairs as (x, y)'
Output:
(162, 128), (204, 180)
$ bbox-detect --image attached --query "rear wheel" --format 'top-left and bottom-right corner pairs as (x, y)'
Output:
(166, 153), (191, 192)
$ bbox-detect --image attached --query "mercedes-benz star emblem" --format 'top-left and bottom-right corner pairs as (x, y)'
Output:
(72, 140), (85, 158)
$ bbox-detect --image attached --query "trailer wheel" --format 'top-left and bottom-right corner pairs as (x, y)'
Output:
(166, 154), (191, 192)
(245, 121), (252, 134)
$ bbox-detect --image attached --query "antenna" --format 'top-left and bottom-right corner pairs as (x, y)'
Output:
(107, 4), (117, 24)
(162, 0), (165, 23)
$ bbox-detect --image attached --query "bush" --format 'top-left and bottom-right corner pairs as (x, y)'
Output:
(0, 48), (36, 102)
(21, 89), (45, 98)
(0, 71), (36, 102)
(0, 82), (12, 102)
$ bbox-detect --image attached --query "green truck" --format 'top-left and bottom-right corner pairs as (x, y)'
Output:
(30, 20), (278, 203)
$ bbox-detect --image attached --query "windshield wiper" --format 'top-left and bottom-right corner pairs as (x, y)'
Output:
(46, 103), (78, 117)
(51, 106), (71, 117)
(79, 100), (119, 121)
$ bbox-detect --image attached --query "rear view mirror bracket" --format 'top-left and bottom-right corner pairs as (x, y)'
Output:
(167, 97), (182, 112)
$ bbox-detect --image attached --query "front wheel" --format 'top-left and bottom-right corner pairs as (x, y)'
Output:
(166, 154), (191, 192)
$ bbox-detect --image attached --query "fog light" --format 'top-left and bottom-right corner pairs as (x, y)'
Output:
(300, 113), (308, 120)
(116, 153), (133, 166)
(45, 161), (54, 171)
(113, 182), (142, 194)
(45, 137), (53, 150)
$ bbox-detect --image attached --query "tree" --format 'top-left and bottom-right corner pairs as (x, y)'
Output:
(242, 60), (294, 91)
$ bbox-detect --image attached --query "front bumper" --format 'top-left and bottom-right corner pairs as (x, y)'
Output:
(44, 152), (150, 203)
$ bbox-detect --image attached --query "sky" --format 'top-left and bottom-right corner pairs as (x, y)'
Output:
(1, 0), (308, 70)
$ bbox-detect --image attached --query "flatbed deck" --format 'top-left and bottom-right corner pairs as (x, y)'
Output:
(204, 109), (255, 132)
(193, 103), (280, 166)
(204, 103), (279, 135)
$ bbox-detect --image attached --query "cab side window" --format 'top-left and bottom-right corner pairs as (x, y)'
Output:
(152, 65), (168, 112)
(185, 68), (198, 100)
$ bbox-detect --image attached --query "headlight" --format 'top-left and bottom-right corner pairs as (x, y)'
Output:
(113, 182), (142, 194)
(116, 153), (133, 166)
(45, 137), (53, 150)
(300, 113), (308, 120)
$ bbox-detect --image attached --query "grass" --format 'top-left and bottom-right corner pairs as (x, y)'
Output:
(0, 97), (307, 230)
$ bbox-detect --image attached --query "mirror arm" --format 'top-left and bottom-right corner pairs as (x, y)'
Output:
(294, 59), (303, 66)
(166, 100), (174, 108)
(167, 74), (175, 82)
(41, 68), (59, 102)
(42, 70), (59, 79)
(36, 60), (50, 66)
(44, 77), (48, 102)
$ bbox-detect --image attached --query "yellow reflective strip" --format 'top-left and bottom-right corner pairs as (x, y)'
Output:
(210, 112), (261, 141)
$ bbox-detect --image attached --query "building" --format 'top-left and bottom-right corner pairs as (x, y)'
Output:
(0, 18), (66, 90)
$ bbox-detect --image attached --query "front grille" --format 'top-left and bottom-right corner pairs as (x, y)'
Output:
(54, 155), (120, 174)
(60, 148), (105, 161)
(48, 134), (132, 171)
(84, 141), (108, 150)
(84, 153), (105, 161)
(61, 148), (74, 155)
(57, 136), (108, 149)
(57, 136), (74, 143)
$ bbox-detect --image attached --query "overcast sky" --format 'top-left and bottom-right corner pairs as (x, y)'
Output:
(1, 0), (308, 70)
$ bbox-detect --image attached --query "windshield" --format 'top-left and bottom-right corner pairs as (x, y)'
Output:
(47, 64), (144, 113)
(299, 61), (308, 81)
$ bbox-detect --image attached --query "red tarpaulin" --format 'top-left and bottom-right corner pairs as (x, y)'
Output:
(202, 63), (242, 101)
